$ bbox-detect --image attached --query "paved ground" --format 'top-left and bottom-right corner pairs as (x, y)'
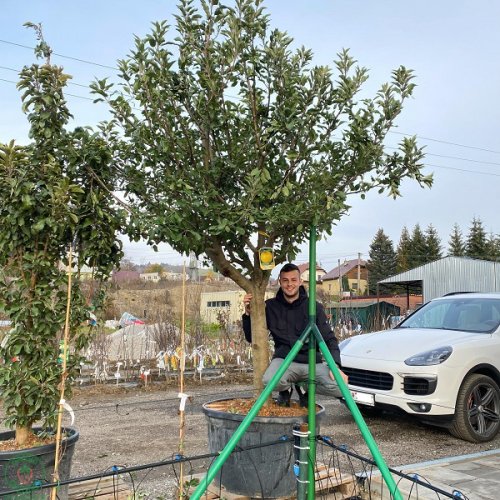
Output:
(368, 449), (500, 499)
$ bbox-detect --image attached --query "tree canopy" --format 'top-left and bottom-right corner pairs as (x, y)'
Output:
(92, 0), (430, 388)
(93, 0), (430, 290)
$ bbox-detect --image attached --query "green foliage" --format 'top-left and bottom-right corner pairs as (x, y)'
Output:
(424, 224), (442, 263)
(0, 26), (124, 434)
(92, 0), (430, 292)
(367, 229), (396, 293)
(396, 226), (412, 272)
(466, 217), (488, 260)
(91, 0), (430, 388)
(448, 223), (466, 257)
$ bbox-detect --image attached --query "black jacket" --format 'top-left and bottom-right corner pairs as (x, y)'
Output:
(242, 286), (342, 366)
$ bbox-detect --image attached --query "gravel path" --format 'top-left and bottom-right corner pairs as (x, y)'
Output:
(3, 379), (500, 499)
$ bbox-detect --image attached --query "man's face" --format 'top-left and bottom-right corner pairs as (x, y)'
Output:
(279, 270), (302, 301)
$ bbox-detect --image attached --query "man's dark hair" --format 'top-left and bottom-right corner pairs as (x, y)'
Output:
(280, 263), (300, 275)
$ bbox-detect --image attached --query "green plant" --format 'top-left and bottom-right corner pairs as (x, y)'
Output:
(0, 24), (124, 445)
(92, 0), (432, 391)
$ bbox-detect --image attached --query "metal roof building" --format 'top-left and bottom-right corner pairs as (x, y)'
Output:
(379, 256), (500, 302)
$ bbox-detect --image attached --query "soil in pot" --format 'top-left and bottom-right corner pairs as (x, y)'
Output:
(203, 398), (324, 498)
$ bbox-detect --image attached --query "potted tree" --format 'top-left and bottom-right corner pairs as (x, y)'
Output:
(0, 25), (123, 498)
(92, 0), (431, 495)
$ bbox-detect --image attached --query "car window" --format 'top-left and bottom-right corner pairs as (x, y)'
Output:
(398, 297), (500, 333)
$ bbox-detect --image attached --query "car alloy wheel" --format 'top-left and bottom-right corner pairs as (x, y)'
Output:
(450, 374), (500, 442)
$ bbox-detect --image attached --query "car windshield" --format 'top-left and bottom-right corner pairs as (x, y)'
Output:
(397, 297), (500, 333)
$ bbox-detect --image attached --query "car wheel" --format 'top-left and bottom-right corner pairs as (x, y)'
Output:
(450, 374), (500, 442)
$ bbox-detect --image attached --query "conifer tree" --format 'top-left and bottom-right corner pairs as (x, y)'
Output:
(424, 224), (442, 263)
(448, 223), (466, 256)
(396, 226), (412, 272)
(466, 217), (488, 259)
(486, 233), (500, 261)
(409, 223), (427, 268)
(367, 229), (397, 294)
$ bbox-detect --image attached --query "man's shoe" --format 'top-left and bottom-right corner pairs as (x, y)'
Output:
(295, 384), (308, 407)
(276, 388), (292, 407)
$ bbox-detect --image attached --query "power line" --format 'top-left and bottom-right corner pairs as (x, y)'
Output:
(389, 130), (500, 155)
(3, 39), (500, 167)
(426, 163), (500, 178)
(0, 39), (118, 70)
(0, 76), (99, 101)
(0, 65), (91, 89)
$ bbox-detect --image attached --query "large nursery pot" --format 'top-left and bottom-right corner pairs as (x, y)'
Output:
(0, 427), (79, 500)
(203, 398), (324, 498)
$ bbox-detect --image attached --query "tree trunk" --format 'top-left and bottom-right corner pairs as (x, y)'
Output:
(16, 424), (33, 446)
(249, 283), (269, 396)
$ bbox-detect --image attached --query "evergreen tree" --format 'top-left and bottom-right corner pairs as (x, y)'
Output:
(466, 217), (488, 259)
(408, 223), (427, 268)
(367, 229), (397, 294)
(448, 223), (466, 256)
(424, 224), (442, 263)
(396, 226), (412, 272)
(486, 233), (500, 261)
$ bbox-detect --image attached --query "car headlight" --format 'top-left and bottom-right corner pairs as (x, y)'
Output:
(404, 346), (453, 366)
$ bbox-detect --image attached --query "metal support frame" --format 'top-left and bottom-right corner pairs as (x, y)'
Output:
(190, 226), (402, 500)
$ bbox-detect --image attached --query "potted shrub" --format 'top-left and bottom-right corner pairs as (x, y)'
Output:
(93, 0), (430, 495)
(0, 25), (123, 497)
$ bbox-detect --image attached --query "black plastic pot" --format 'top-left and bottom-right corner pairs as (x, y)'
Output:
(203, 398), (324, 498)
(0, 427), (79, 499)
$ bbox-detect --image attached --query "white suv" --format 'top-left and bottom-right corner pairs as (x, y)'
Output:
(339, 292), (500, 442)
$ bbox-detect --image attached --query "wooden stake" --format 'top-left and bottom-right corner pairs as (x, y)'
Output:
(51, 245), (74, 500)
(178, 262), (187, 499)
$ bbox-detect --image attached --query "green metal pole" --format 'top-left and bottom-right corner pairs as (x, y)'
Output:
(307, 226), (317, 499)
(312, 324), (403, 500)
(190, 325), (312, 500)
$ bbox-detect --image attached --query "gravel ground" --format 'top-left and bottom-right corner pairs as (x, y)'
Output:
(3, 378), (500, 499)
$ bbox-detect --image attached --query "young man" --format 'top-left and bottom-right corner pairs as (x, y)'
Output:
(242, 263), (348, 406)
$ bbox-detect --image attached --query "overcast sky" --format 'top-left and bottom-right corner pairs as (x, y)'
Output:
(2, 1), (499, 272)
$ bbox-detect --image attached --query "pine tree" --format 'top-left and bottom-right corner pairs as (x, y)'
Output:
(448, 223), (466, 256)
(424, 224), (442, 263)
(466, 217), (488, 259)
(367, 229), (397, 294)
(486, 233), (500, 261)
(409, 223), (427, 268)
(396, 226), (412, 272)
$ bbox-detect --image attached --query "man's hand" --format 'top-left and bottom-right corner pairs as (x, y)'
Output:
(243, 293), (253, 316)
(329, 368), (348, 385)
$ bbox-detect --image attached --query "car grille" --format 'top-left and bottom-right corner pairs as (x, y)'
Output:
(403, 377), (436, 396)
(343, 367), (393, 390)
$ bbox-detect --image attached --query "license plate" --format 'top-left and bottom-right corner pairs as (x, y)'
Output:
(350, 390), (375, 406)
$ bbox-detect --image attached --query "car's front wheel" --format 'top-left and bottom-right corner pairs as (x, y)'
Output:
(450, 374), (500, 442)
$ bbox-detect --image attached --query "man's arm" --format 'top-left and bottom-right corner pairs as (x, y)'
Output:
(242, 314), (252, 342)
(242, 293), (253, 342)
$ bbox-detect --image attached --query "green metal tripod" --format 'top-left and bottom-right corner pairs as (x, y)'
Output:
(190, 226), (402, 499)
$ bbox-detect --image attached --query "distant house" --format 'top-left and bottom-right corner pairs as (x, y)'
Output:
(140, 272), (161, 283)
(200, 290), (274, 325)
(112, 270), (141, 284)
(320, 259), (368, 296)
(297, 262), (327, 283)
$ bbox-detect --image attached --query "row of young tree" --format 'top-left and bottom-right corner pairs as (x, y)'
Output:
(367, 217), (500, 292)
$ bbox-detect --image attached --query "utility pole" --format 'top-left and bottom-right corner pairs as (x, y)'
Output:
(338, 258), (343, 297)
(357, 252), (361, 295)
